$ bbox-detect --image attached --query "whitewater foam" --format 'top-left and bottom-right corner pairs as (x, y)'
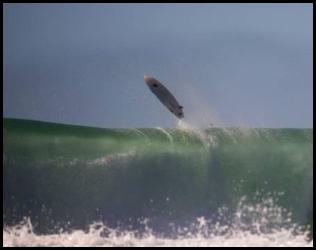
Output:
(3, 226), (312, 247)
(3, 197), (312, 247)
(3, 217), (312, 247)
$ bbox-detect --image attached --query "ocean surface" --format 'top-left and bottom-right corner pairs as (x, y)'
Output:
(3, 118), (313, 247)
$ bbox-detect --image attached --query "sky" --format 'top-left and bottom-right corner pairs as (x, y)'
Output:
(3, 3), (313, 128)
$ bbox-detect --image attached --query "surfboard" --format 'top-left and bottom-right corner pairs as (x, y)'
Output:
(144, 75), (184, 119)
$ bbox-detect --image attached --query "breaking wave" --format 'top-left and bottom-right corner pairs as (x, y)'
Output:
(3, 118), (313, 246)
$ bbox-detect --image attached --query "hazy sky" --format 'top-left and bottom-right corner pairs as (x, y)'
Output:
(3, 3), (313, 128)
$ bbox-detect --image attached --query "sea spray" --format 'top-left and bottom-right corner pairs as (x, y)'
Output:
(177, 119), (214, 148)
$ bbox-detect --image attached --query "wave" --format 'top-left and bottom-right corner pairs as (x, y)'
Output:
(3, 118), (313, 239)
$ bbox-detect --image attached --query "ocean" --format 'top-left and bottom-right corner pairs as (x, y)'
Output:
(3, 118), (313, 247)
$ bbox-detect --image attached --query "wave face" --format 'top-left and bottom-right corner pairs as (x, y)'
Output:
(3, 118), (313, 239)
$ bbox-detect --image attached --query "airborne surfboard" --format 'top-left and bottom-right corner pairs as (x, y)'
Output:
(144, 75), (184, 119)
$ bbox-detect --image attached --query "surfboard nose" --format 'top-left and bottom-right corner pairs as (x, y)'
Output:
(144, 75), (153, 84)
